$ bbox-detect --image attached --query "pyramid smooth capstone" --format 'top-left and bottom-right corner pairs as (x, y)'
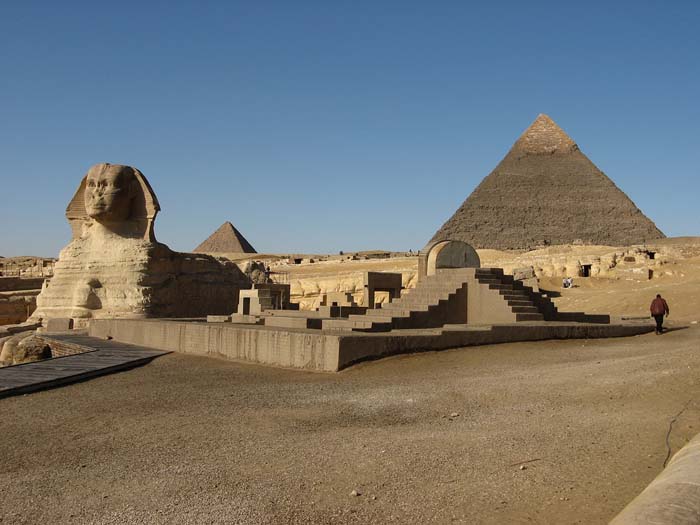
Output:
(429, 114), (664, 250)
(194, 221), (257, 254)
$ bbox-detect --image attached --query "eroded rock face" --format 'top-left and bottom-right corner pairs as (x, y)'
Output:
(243, 261), (271, 285)
(30, 163), (250, 325)
(15, 336), (52, 364)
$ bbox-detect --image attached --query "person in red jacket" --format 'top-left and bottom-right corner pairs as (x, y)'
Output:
(650, 294), (670, 334)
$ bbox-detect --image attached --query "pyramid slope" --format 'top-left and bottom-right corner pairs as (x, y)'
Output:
(194, 222), (257, 254)
(429, 114), (665, 250)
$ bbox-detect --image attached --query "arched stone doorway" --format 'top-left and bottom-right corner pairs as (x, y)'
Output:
(420, 240), (480, 279)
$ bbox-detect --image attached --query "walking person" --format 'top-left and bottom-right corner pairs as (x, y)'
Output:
(650, 294), (670, 334)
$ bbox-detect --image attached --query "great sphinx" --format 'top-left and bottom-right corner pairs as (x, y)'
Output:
(31, 163), (250, 326)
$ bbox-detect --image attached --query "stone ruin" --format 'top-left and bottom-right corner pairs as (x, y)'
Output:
(430, 114), (665, 250)
(29, 163), (250, 326)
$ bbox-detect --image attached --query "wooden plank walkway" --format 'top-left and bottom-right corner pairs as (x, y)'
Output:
(0, 334), (169, 398)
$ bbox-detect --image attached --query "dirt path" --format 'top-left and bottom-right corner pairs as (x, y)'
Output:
(3, 323), (700, 524)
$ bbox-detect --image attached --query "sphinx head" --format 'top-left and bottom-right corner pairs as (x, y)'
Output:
(83, 163), (138, 222)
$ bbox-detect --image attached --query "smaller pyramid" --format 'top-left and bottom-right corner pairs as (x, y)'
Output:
(194, 222), (257, 254)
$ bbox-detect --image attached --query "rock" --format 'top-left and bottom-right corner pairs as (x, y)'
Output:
(16, 336), (52, 363)
(450, 412), (459, 418)
(242, 261), (271, 285)
(519, 465), (527, 470)
(0, 335), (17, 366)
(350, 489), (361, 497)
(0, 334), (51, 366)
(512, 267), (536, 281)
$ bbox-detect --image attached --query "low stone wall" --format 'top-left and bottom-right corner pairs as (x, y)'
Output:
(336, 322), (652, 369)
(0, 295), (37, 325)
(0, 277), (45, 292)
(89, 319), (341, 371)
(611, 432), (700, 524)
(89, 319), (654, 372)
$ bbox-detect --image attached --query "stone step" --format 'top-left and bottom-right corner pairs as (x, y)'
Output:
(322, 319), (393, 332)
(475, 278), (502, 284)
(373, 307), (423, 317)
(347, 314), (396, 323)
(410, 283), (466, 292)
(507, 299), (534, 307)
(395, 291), (457, 302)
(397, 293), (454, 303)
(487, 283), (517, 291)
(500, 290), (529, 298)
(511, 306), (540, 314)
(516, 312), (544, 321)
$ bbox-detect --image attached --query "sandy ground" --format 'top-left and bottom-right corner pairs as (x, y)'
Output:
(3, 323), (700, 524)
(544, 254), (700, 324)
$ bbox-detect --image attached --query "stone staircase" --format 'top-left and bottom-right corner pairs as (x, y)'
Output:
(476, 268), (609, 324)
(474, 268), (552, 321)
(322, 270), (470, 332)
(321, 268), (606, 333)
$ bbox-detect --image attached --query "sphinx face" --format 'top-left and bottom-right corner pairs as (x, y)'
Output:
(84, 164), (134, 222)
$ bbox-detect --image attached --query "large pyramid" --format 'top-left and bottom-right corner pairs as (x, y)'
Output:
(194, 221), (257, 254)
(429, 114), (664, 250)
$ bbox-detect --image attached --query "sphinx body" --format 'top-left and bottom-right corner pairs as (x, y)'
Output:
(31, 164), (250, 326)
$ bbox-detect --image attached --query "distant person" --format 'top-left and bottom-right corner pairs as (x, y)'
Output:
(650, 294), (670, 334)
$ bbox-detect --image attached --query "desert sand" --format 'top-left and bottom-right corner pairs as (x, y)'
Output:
(3, 322), (699, 524)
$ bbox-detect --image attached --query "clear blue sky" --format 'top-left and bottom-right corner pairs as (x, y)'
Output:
(1, 1), (698, 257)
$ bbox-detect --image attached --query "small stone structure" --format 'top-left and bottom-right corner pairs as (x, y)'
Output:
(364, 272), (403, 309)
(320, 292), (357, 307)
(237, 283), (294, 315)
(323, 241), (609, 332)
(30, 163), (250, 327)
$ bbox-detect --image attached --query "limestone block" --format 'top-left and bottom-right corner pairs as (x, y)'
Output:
(207, 315), (231, 323)
(45, 318), (74, 332)
(230, 313), (260, 324)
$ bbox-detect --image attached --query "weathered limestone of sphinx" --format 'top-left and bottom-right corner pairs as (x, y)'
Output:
(30, 163), (251, 326)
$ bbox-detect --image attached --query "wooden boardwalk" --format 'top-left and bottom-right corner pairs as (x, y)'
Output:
(0, 334), (169, 398)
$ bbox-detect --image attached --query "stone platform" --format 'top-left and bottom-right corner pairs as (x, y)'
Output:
(89, 318), (655, 372)
(0, 334), (169, 398)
